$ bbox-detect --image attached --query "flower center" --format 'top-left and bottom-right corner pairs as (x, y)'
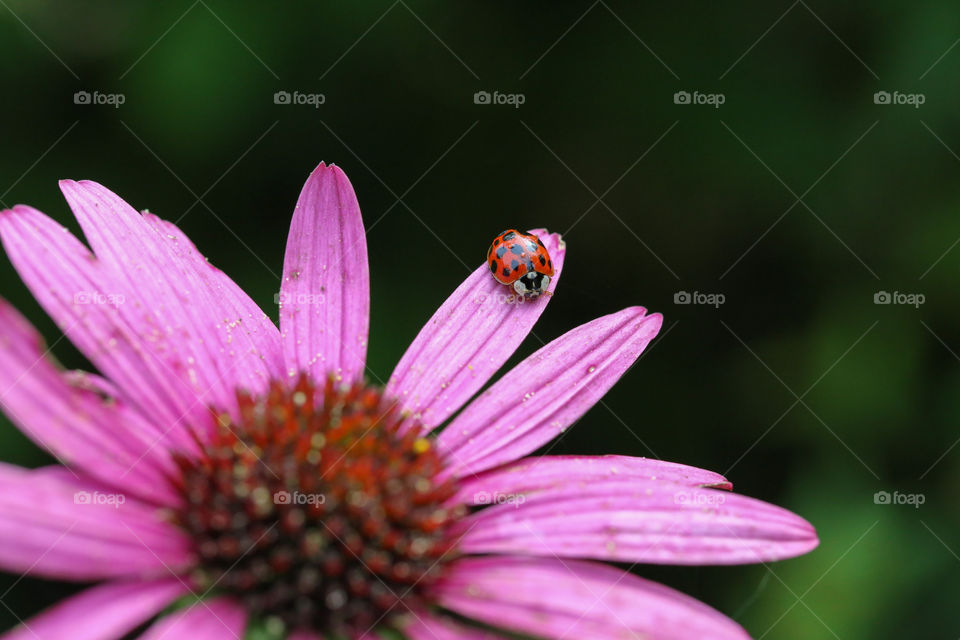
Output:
(175, 376), (462, 636)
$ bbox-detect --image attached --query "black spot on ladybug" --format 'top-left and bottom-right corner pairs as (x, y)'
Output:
(494, 238), (501, 246)
(496, 246), (507, 258)
(489, 260), (497, 274)
(547, 259), (553, 270)
(538, 255), (546, 266)
(537, 237), (545, 247)
(510, 244), (524, 256)
(501, 267), (510, 277)
(502, 231), (516, 241)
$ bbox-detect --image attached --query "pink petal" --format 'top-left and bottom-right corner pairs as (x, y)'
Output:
(280, 163), (369, 384)
(1, 578), (186, 640)
(449, 454), (731, 506)
(142, 212), (284, 389)
(438, 307), (662, 478)
(455, 479), (819, 565)
(0, 204), (214, 446)
(0, 299), (183, 506)
(386, 229), (566, 432)
(138, 598), (247, 640)
(0, 464), (192, 580)
(59, 179), (282, 412)
(432, 556), (749, 640)
(403, 612), (510, 639)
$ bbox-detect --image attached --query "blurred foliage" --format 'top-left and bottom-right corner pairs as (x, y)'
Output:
(0, 1), (958, 638)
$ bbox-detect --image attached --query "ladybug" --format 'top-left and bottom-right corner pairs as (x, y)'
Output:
(486, 229), (555, 298)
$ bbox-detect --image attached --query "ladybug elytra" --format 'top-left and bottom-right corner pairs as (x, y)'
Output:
(486, 229), (555, 298)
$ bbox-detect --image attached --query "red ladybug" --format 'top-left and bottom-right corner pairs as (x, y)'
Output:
(487, 229), (555, 298)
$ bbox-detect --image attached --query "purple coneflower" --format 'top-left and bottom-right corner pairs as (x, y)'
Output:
(0, 163), (816, 640)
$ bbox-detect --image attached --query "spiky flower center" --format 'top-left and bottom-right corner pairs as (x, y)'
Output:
(175, 377), (462, 636)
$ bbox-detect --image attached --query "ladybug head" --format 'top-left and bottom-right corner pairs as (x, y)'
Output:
(513, 271), (551, 298)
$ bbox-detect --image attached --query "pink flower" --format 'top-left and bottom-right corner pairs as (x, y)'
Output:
(0, 163), (817, 640)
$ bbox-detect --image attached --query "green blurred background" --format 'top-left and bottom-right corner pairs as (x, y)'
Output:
(0, 1), (957, 638)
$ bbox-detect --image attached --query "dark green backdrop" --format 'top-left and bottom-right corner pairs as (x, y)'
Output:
(0, 2), (957, 638)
